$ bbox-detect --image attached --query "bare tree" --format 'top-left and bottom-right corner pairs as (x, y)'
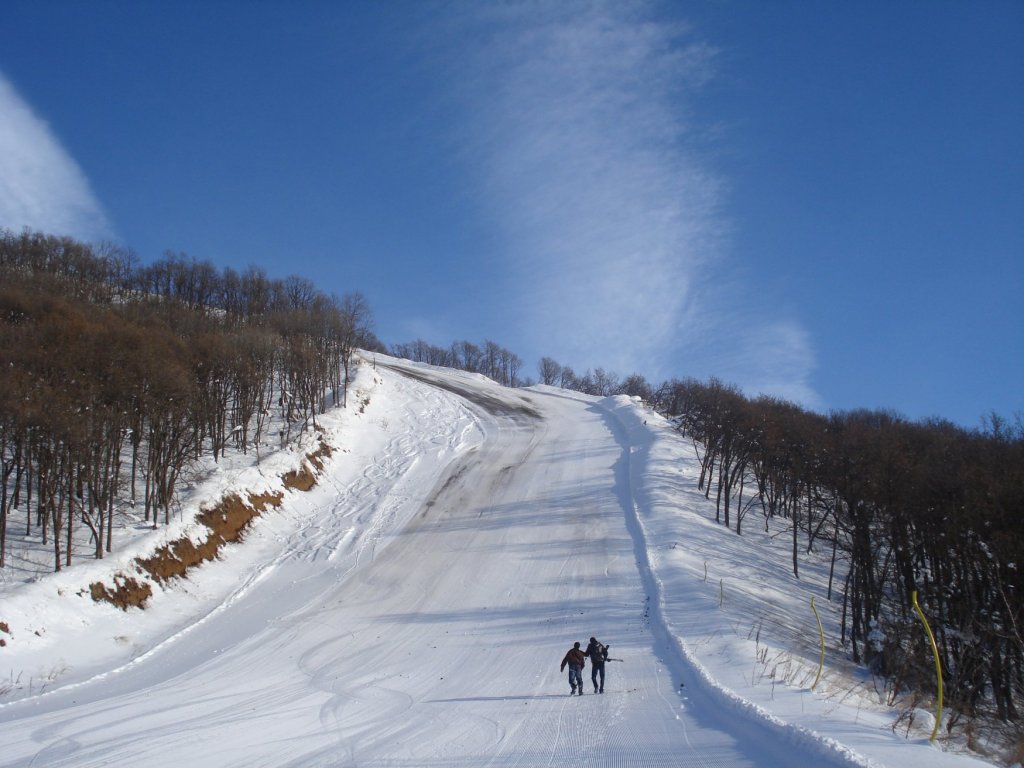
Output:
(538, 357), (562, 386)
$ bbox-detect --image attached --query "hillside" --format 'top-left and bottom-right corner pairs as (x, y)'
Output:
(0, 356), (996, 767)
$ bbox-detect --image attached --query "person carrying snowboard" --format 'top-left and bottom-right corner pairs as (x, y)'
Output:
(585, 636), (609, 693)
(560, 641), (586, 695)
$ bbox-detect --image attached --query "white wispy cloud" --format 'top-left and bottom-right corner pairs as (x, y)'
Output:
(0, 73), (112, 241)
(449, 1), (821, 407)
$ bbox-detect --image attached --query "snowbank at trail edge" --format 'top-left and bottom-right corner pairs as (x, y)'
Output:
(596, 393), (994, 768)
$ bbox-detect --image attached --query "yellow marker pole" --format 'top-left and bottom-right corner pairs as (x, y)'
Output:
(810, 596), (825, 690)
(912, 590), (944, 742)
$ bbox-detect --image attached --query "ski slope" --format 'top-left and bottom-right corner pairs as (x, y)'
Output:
(0, 357), (994, 767)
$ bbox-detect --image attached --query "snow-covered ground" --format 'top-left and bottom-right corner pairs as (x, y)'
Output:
(0, 355), (997, 767)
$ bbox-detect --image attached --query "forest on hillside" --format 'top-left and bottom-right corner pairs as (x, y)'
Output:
(660, 377), (1023, 730)
(0, 229), (380, 574)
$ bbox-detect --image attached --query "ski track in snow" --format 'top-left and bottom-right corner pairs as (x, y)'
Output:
(0, 358), (994, 768)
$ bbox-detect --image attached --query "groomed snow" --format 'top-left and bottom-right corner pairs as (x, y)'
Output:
(0, 355), (997, 767)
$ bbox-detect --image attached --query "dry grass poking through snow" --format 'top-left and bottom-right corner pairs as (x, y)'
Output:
(89, 439), (333, 611)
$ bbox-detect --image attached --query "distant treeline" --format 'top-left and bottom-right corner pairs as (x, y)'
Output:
(388, 339), (526, 389)
(389, 342), (654, 398)
(399, 341), (1023, 727)
(0, 230), (379, 571)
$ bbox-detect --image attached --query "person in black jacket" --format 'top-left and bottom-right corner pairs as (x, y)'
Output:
(585, 637), (608, 693)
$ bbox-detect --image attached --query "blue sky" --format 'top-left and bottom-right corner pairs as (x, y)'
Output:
(1, 1), (1021, 427)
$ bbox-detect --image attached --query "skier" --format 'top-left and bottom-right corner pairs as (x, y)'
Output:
(559, 641), (587, 695)
(585, 636), (609, 693)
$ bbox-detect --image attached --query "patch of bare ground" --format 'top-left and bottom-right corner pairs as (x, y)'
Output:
(283, 439), (332, 491)
(89, 575), (153, 611)
(89, 490), (285, 609)
(90, 440), (331, 611)
(136, 491), (285, 585)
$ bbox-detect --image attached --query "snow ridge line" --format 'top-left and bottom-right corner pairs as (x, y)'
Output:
(596, 395), (883, 768)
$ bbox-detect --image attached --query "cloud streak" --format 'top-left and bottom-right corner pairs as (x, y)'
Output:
(0, 73), (111, 242)
(451, 2), (820, 407)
